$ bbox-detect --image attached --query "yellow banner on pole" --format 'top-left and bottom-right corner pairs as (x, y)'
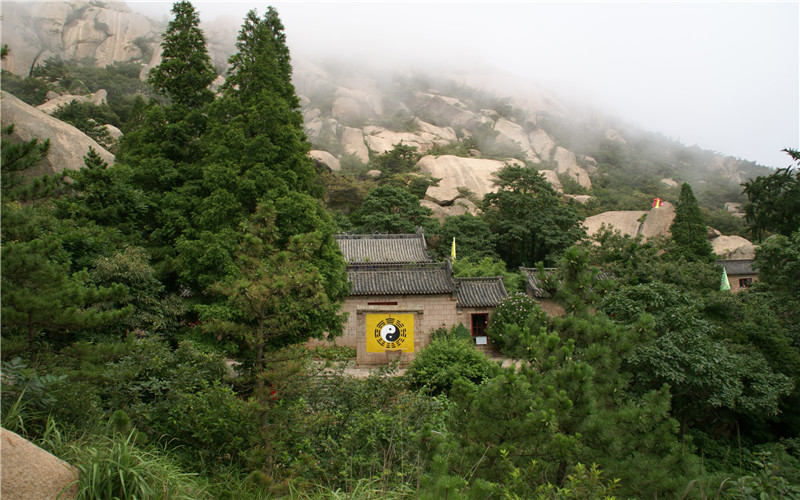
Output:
(366, 314), (414, 353)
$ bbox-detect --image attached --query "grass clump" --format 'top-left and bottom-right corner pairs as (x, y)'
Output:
(68, 432), (210, 500)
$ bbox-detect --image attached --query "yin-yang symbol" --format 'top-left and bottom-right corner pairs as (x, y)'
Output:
(380, 324), (400, 343)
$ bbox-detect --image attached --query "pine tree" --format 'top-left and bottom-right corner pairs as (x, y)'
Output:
(203, 204), (345, 468)
(742, 149), (800, 241)
(1, 219), (131, 360)
(148, 0), (216, 109)
(1, 124), (52, 201)
(483, 165), (585, 267)
(58, 147), (147, 236)
(670, 183), (714, 261)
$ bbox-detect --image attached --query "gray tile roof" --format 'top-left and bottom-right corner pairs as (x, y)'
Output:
(520, 267), (556, 298)
(520, 267), (614, 298)
(717, 259), (756, 275)
(335, 232), (432, 265)
(347, 263), (455, 295)
(456, 276), (508, 308)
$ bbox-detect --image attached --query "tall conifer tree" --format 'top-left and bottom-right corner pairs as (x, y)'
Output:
(670, 183), (714, 262)
(148, 0), (216, 109)
(170, 6), (347, 300)
(205, 6), (317, 201)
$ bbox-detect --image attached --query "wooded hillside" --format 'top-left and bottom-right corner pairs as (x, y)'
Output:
(2, 3), (799, 498)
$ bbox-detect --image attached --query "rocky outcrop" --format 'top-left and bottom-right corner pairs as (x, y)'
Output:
(310, 150), (340, 171)
(362, 123), (454, 155)
(539, 169), (562, 192)
(1, 1), (162, 76)
(553, 147), (592, 190)
(605, 129), (626, 144)
(709, 155), (750, 184)
(340, 126), (369, 163)
(1, 428), (78, 500)
(584, 211), (648, 239)
(710, 235), (756, 259)
(409, 92), (474, 127)
(661, 178), (679, 188)
(331, 79), (384, 124)
(415, 119), (458, 143)
(528, 128), (555, 159)
(2, 91), (115, 176)
(422, 198), (479, 222)
(35, 90), (108, 114)
(105, 123), (124, 142)
(583, 202), (675, 240)
(724, 201), (746, 218)
(493, 118), (538, 162)
(564, 194), (594, 204)
(639, 201), (675, 239)
(418, 155), (524, 205)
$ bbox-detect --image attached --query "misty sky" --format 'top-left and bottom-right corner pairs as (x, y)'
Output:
(131, 1), (799, 169)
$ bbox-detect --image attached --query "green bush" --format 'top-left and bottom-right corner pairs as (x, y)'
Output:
(487, 292), (542, 354)
(406, 336), (497, 395)
(430, 323), (472, 342)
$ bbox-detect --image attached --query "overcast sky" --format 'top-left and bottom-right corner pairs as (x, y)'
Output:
(129, 1), (799, 169)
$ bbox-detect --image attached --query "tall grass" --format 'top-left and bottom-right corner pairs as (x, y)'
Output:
(68, 432), (210, 500)
(284, 477), (415, 500)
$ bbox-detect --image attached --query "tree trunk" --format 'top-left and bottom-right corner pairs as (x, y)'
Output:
(254, 317), (265, 391)
(27, 312), (36, 363)
(254, 317), (273, 471)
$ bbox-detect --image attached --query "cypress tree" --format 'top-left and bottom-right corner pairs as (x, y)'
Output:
(670, 183), (714, 261)
(170, 6), (347, 300)
(148, 0), (216, 109)
(204, 6), (317, 200)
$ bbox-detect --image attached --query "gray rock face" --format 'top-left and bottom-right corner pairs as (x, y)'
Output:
(35, 90), (107, 115)
(310, 150), (340, 171)
(422, 198), (479, 223)
(724, 201), (746, 218)
(104, 123), (123, 142)
(553, 147), (592, 190)
(418, 155), (524, 205)
(340, 126), (369, 163)
(1, 1), (161, 75)
(90, 89), (107, 105)
(538, 169), (563, 192)
(583, 202), (675, 240)
(362, 122), (455, 155)
(1, 428), (78, 500)
(709, 155), (750, 184)
(410, 92), (474, 127)
(493, 118), (538, 162)
(331, 80), (383, 123)
(584, 211), (648, 238)
(528, 128), (555, 159)
(36, 94), (90, 115)
(2, 91), (115, 176)
(640, 201), (675, 239)
(563, 194), (594, 204)
(605, 129), (626, 144)
(710, 235), (756, 259)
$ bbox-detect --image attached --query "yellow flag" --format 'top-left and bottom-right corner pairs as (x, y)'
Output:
(451, 237), (456, 260)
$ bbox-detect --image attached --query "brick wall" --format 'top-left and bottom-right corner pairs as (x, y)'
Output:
(312, 295), (505, 365)
(729, 273), (759, 293)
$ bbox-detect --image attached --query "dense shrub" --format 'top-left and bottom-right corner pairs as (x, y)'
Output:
(406, 335), (497, 395)
(487, 292), (542, 354)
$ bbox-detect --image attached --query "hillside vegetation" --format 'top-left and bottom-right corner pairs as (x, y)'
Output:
(2, 2), (800, 499)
